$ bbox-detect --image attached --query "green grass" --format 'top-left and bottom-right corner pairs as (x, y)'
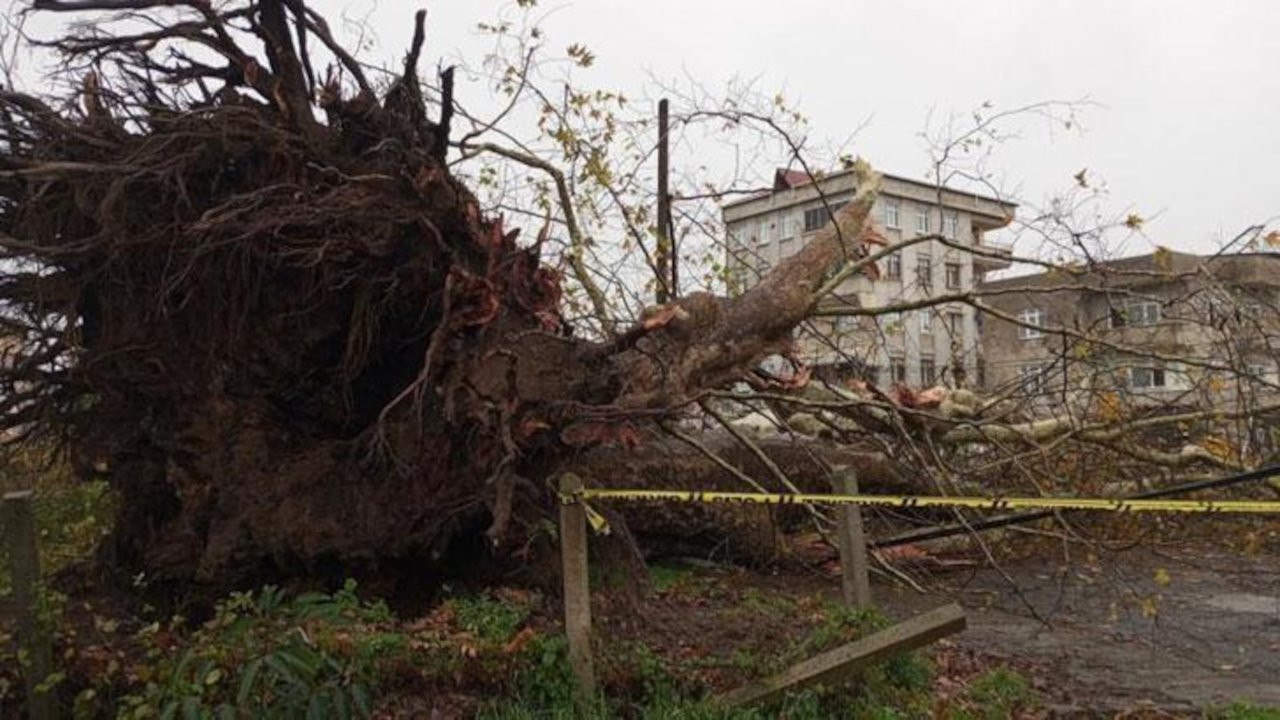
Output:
(1210, 702), (1280, 720)
(481, 599), (937, 720)
(952, 667), (1039, 720)
(649, 562), (695, 593)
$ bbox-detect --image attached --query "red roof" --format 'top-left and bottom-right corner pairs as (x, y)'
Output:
(773, 168), (812, 190)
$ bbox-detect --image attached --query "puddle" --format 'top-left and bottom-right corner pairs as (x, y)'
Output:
(1200, 593), (1280, 615)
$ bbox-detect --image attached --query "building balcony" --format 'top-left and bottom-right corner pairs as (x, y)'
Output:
(973, 237), (1013, 272)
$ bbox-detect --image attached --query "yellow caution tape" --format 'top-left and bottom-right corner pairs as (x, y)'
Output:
(562, 488), (1280, 514)
(581, 501), (611, 535)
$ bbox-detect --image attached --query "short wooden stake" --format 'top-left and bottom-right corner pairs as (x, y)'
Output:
(833, 468), (873, 610)
(4, 491), (58, 720)
(715, 603), (967, 708)
(558, 473), (597, 706)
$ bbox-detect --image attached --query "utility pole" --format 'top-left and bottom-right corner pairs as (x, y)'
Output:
(655, 98), (674, 304)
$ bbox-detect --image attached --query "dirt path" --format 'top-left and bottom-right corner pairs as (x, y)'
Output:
(886, 543), (1280, 713)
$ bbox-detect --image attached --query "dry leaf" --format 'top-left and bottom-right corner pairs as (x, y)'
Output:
(1140, 595), (1159, 618)
(1153, 567), (1171, 587)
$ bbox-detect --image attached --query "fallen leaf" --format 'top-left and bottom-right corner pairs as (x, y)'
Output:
(1140, 595), (1159, 618)
(502, 627), (536, 655)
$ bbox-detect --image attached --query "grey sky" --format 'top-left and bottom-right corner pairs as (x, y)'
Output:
(17, 1), (1275, 255)
(316, 0), (1278, 256)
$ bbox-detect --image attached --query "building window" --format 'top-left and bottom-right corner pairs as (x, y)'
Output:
(802, 200), (849, 233)
(943, 212), (959, 239)
(1110, 299), (1161, 328)
(883, 311), (904, 334)
(775, 213), (793, 243)
(1018, 363), (1047, 393)
(1131, 300), (1161, 327)
(916, 254), (933, 291)
(756, 220), (772, 246)
(882, 200), (901, 229)
(919, 310), (932, 335)
(947, 310), (963, 336)
(945, 262), (962, 290)
(890, 356), (907, 384)
(914, 208), (931, 235)
(920, 357), (937, 385)
(779, 236), (795, 258)
(834, 315), (855, 333)
(1017, 308), (1045, 339)
(1128, 366), (1167, 389)
(803, 207), (826, 233)
(884, 252), (902, 279)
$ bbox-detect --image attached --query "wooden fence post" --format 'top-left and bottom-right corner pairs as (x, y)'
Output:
(558, 473), (597, 707)
(4, 491), (58, 720)
(833, 467), (873, 610)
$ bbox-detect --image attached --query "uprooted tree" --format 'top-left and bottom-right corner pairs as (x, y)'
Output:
(2, 0), (1274, 589)
(0, 0), (891, 584)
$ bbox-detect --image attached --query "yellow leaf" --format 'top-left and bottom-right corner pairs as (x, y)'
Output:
(1202, 435), (1233, 462)
(1152, 246), (1172, 271)
(1096, 391), (1122, 423)
(1124, 213), (1144, 231)
(1140, 595), (1159, 618)
(1264, 230), (1280, 248)
(1153, 568), (1171, 587)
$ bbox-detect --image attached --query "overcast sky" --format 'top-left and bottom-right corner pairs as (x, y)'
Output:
(19, 1), (1275, 256)
(303, 0), (1278, 256)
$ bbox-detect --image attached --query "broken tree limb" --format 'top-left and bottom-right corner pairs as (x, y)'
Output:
(714, 603), (966, 709)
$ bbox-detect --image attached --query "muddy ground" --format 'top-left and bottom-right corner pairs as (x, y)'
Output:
(888, 541), (1280, 714)
(609, 523), (1280, 716)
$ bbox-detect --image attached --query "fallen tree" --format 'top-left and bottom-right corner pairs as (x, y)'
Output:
(0, 0), (885, 585)
(3, 1), (1265, 593)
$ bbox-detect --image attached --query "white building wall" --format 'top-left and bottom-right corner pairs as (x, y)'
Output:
(724, 178), (1013, 388)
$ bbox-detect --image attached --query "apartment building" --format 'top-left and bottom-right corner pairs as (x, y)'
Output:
(978, 250), (1280, 408)
(722, 168), (1017, 388)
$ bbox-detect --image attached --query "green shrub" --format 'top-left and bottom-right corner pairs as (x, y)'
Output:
(119, 580), (405, 719)
(0, 480), (114, 595)
(451, 592), (532, 643)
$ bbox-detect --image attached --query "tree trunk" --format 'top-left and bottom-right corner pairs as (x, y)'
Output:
(0, 2), (880, 587)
